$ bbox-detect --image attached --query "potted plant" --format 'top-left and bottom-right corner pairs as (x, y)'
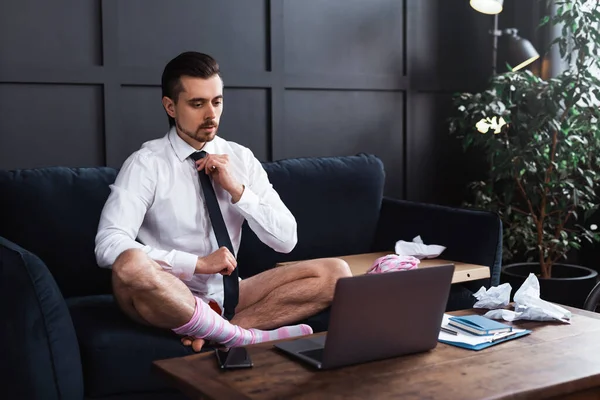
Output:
(449, 0), (600, 307)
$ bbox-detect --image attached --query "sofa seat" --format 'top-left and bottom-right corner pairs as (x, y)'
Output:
(66, 295), (194, 397)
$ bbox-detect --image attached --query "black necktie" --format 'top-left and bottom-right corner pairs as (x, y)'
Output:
(190, 150), (238, 320)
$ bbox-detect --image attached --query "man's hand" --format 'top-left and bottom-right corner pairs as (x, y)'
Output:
(195, 246), (237, 275)
(195, 153), (245, 203)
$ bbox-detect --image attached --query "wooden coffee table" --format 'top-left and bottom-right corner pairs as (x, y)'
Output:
(276, 252), (491, 283)
(153, 307), (600, 399)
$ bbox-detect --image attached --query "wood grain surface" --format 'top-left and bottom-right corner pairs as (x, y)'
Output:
(154, 307), (600, 399)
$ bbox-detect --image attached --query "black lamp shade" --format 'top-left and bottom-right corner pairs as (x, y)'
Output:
(507, 35), (540, 71)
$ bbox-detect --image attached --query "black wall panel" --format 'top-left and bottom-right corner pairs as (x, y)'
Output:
(282, 89), (404, 198)
(118, 0), (268, 71)
(217, 88), (269, 162)
(0, 0), (532, 204)
(0, 83), (104, 169)
(0, 0), (101, 66)
(284, 0), (404, 76)
(118, 85), (166, 163)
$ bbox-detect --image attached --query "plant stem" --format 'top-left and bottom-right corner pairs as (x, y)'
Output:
(540, 128), (565, 277)
(514, 174), (549, 276)
(539, 62), (582, 277)
(498, 201), (530, 216)
(546, 206), (576, 277)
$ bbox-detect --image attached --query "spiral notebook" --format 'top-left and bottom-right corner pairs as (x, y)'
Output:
(438, 314), (531, 351)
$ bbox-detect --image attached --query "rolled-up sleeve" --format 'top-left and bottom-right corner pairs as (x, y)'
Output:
(233, 150), (298, 253)
(94, 152), (198, 279)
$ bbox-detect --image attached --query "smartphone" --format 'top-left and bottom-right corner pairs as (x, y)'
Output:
(215, 347), (253, 369)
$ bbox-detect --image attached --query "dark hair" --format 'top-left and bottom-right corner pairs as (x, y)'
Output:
(161, 52), (221, 127)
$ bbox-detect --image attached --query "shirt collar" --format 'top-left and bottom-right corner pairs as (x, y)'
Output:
(168, 126), (217, 162)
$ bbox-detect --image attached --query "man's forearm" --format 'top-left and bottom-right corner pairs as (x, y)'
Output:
(229, 184), (245, 204)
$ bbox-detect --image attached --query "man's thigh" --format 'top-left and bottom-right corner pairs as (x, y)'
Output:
(236, 259), (324, 312)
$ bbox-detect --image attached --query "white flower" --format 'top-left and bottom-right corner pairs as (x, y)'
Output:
(476, 116), (507, 134)
(476, 119), (490, 133)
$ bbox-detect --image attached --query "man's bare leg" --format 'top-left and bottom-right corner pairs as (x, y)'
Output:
(232, 258), (352, 329)
(114, 248), (314, 352)
(112, 248), (196, 329)
(185, 258), (351, 350)
(112, 249), (210, 351)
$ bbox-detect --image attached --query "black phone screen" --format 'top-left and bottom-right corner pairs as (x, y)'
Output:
(215, 347), (253, 369)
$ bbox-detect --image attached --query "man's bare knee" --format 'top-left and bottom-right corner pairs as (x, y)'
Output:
(311, 258), (352, 302)
(314, 258), (352, 281)
(112, 248), (159, 291)
(326, 258), (352, 279)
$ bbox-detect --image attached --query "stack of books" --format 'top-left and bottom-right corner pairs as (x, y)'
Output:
(438, 314), (531, 350)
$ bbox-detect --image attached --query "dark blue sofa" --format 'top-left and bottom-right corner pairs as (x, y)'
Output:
(0, 154), (501, 400)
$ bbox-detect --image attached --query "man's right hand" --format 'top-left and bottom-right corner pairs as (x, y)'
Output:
(195, 247), (237, 275)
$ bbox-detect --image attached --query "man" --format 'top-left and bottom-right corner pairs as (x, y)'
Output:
(95, 51), (351, 352)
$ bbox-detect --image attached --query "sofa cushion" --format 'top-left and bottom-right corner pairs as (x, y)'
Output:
(0, 167), (116, 297)
(237, 153), (385, 278)
(0, 236), (83, 400)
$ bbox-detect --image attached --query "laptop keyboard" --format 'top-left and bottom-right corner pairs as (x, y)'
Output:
(299, 348), (324, 363)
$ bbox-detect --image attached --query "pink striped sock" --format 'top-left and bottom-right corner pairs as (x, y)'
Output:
(173, 297), (313, 348)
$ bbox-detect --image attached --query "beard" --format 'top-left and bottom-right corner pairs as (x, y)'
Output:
(176, 120), (218, 144)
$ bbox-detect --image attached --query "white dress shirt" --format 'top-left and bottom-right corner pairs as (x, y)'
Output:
(95, 127), (298, 308)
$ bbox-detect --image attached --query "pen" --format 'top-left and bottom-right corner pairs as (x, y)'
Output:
(441, 326), (459, 336)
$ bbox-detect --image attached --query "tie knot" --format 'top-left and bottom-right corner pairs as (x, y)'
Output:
(190, 150), (207, 162)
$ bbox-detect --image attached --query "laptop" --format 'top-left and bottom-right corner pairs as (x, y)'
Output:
(274, 263), (455, 369)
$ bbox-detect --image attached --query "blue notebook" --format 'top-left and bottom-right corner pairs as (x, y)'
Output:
(448, 315), (512, 336)
(439, 314), (531, 351)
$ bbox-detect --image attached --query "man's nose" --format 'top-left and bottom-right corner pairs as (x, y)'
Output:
(205, 104), (217, 119)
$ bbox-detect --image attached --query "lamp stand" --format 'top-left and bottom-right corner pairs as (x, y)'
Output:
(492, 13), (499, 75)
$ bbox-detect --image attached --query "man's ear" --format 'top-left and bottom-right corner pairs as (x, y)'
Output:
(162, 96), (176, 118)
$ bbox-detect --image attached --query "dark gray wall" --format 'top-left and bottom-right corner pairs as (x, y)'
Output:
(0, 0), (533, 204)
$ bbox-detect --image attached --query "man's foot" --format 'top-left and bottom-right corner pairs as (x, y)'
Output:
(174, 297), (313, 349)
(181, 336), (206, 352)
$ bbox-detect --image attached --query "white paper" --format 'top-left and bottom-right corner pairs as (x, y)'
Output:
(438, 314), (526, 345)
(472, 283), (512, 309)
(484, 273), (571, 323)
(483, 309), (520, 321)
(395, 235), (445, 259)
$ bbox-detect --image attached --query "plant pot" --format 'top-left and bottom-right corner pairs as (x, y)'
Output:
(501, 263), (599, 309)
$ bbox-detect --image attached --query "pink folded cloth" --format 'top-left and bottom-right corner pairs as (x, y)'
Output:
(366, 254), (420, 274)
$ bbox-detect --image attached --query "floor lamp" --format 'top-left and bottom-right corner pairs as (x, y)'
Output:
(470, 0), (540, 75)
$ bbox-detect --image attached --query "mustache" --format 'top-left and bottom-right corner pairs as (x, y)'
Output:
(199, 121), (218, 129)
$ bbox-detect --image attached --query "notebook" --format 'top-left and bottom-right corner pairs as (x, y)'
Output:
(439, 314), (531, 351)
(448, 314), (512, 335)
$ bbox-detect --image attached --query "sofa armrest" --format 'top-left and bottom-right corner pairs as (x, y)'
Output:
(0, 236), (83, 400)
(372, 198), (502, 287)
